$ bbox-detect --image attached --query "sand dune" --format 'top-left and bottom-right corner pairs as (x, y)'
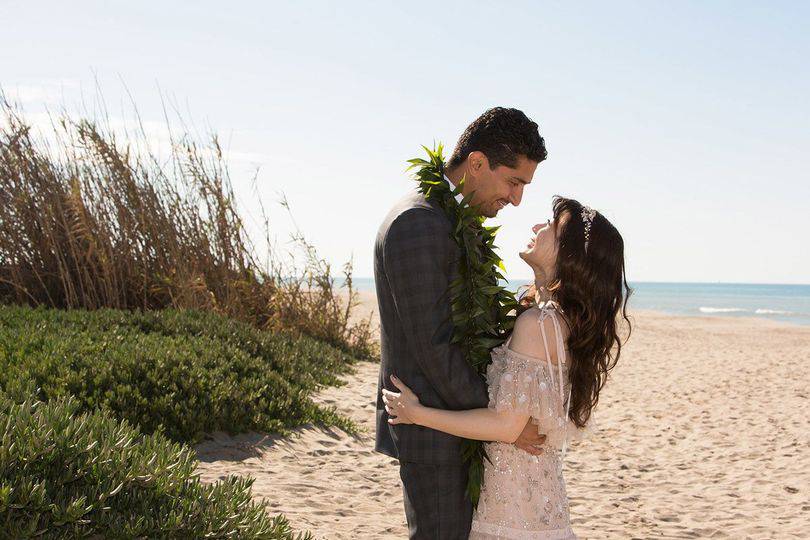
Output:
(195, 293), (810, 539)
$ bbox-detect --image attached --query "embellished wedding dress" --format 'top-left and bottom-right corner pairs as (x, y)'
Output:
(470, 303), (588, 540)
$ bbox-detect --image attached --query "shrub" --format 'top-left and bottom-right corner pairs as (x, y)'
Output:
(0, 305), (359, 443)
(0, 391), (312, 539)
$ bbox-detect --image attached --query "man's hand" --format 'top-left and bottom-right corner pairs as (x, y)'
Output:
(513, 418), (546, 455)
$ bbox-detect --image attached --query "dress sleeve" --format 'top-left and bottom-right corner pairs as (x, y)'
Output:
(486, 349), (558, 420)
(486, 349), (576, 449)
(486, 305), (595, 450)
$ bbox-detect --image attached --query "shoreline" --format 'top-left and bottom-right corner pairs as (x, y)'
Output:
(346, 289), (808, 330)
(630, 308), (807, 328)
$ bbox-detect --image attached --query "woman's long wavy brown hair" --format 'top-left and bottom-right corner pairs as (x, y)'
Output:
(518, 197), (632, 428)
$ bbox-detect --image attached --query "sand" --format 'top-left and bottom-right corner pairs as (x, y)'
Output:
(195, 291), (810, 539)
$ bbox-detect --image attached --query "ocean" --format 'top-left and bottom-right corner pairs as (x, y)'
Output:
(343, 278), (810, 327)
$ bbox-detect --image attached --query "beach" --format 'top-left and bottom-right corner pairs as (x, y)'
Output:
(195, 291), (810, 539)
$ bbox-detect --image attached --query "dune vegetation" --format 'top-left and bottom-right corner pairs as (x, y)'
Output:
(0, 96), (375, 538)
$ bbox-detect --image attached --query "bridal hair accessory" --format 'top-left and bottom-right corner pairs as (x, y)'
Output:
(581, 205), (597, 253)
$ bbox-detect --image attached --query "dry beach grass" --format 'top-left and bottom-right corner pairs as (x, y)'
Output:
(0, 98), (376, 361)
(195, 291), (810, 539)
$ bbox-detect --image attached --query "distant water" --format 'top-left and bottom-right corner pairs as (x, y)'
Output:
(342, 278), (810, 327)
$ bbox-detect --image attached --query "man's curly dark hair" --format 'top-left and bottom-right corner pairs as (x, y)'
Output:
(447, 107), (547, 171)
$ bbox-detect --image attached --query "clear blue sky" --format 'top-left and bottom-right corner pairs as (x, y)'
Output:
(3, 1), (809, 283)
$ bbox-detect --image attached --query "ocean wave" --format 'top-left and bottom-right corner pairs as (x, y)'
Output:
(754, 309), (795, 315)
(699, 307), (748, 313)
(698, 306), (800, 317)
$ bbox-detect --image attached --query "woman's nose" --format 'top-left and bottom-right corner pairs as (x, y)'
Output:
(532, 223), (542, 233)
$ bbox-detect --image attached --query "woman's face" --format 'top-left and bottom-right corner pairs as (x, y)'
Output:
(519, 211), (569, 275)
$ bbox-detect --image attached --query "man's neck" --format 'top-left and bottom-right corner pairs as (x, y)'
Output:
(443, 168), (465, 207)
(444, 166), (463, 193)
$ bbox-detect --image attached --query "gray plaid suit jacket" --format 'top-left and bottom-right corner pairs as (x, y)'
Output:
(374, 187), (490, 465)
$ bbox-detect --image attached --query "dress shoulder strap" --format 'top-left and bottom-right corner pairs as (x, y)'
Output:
(537, 302), (574, 459)
(536, 302), (567, 384)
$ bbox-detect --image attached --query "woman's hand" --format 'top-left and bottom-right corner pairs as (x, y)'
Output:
(381, 374), (423, 425)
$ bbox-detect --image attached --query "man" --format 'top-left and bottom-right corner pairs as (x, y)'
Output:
(374, 107), (549, 539)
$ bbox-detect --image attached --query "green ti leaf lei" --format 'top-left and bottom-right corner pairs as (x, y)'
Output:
(407, 144), (519, 507)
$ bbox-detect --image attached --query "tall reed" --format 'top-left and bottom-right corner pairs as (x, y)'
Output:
(0, 96), (376, 359)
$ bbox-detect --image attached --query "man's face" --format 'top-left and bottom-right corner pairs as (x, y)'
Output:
(463, 152), (539, 218)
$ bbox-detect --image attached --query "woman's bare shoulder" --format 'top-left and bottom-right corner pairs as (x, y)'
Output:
(508, 305), (569, 364)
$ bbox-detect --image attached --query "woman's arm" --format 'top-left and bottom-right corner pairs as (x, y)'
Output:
(382, 375), (530, 444)
(413, 404), (530, 444)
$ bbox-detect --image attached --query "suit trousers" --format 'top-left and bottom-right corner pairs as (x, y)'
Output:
(399, 460), (474, 540)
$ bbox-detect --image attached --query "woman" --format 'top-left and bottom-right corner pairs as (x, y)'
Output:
(382, 196), (632, 539)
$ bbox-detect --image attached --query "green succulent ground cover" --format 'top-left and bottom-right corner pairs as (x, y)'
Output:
(0, 305), (364, 538)
(0, 305), (360, 441)
(0, 393), (312, 539)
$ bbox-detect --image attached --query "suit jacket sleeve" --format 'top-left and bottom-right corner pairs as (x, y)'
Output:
(383, 207), (490, 410)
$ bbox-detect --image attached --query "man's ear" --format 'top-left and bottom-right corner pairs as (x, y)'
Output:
(467, 151), (489, 174)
